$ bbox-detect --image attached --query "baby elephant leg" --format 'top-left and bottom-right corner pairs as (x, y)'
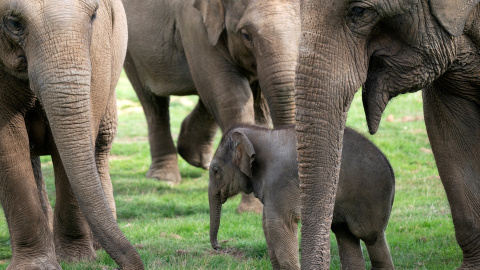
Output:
(262, 212), (280, 269)
(332, 224), (365, 269)
(365, 233), (394, 270)
(263, 211), (300, 270)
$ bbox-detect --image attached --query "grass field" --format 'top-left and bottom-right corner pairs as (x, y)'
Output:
(0, 72), (461, 269)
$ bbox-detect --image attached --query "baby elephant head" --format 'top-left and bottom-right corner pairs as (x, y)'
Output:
(208, 130), (256, 249)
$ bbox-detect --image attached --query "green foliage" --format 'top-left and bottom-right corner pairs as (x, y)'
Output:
(0, 75), (461, 269)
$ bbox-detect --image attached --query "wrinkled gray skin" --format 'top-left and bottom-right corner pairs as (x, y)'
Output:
(209, 125), (395, 269)
(295, 0), (480, 268)
(122, 0), (298, 185)
(0, 0), (143, 269)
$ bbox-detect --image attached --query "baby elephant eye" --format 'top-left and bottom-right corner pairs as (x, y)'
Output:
(4, 16), (24, 35)
(212, 166), (221, 179)
(240, 29), (252, 43)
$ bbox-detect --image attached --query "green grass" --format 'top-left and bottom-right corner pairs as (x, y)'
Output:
(0, 72), (461, 269)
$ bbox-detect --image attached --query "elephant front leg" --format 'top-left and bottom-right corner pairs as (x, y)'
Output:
(423, 85), (480, 269)
(0, 118), (60, 269)
(177, 99), (218, 169)
(51, 148), (96, 262)
(124, 52), (181, 184)
(262, 210), (300, 270)
(143, 95), (181, 184)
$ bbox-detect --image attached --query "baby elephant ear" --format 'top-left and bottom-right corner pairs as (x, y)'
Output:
(193, 0), (225, 46)
(430, 0), (479, 36)
(231, 131), (256, 178)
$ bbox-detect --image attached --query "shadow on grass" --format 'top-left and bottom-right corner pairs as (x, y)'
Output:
(179, 169), (204, 179)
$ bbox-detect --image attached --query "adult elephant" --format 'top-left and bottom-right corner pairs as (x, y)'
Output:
(295, 0), (480, 268)
(0, 0), (143, 269)
(122, 0), (298, 185)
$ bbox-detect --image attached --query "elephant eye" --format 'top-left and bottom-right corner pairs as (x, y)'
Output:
(240, 29), (252, 45)
(350, 6), (366, 16)
(346, 3), (378, 34)
(212, 166), (221, 179)
(4, 15), (24, 36)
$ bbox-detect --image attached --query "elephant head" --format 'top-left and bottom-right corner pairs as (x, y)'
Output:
(295, 0), (479, 267)
(0, 0), (143, 268)
(194, 0), (300, 126)
(208, 130), (255, 249)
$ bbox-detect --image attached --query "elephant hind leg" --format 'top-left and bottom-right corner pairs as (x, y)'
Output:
(365, 233), (394, 269)
(177, 99), (218, 169)
(124, 52), (181, 184)
(332, 223), (365, 269)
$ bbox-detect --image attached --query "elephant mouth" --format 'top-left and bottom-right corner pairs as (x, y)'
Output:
(17, 55), (27, 72)
(2, 53), (28, 79)
(362, 54), (421, 134)
(362, 56), (391, 134)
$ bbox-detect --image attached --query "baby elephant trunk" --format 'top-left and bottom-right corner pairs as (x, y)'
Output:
(208, 182), (222, 250)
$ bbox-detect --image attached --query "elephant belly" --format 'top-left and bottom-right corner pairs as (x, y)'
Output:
(132, 54), (197, 96)
(147, 79), (197, 97)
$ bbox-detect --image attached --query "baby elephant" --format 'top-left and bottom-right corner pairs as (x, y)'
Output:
(208, 125), (395, 269)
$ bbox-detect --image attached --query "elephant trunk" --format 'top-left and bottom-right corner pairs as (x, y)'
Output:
(208, 181), (222, 250)
(254, 1), (299, 128)
(257, 60), (296, 127)
(27, 12), (143, 270)
(295, 6), (367, 268)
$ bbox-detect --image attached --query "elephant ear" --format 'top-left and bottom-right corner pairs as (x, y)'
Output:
(193, 0), (225, 46)
(231, 131), (256, 178)
(430, 0), (480, 36)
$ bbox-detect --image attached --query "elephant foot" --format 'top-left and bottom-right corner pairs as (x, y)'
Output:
(236, 193), (263, 214)
(55, 238), (96, 262)
(8, 255), (61, 270)
(177, 102), (218, 170)
(177, 142), (213, 170)
(146, 165), (182, 185)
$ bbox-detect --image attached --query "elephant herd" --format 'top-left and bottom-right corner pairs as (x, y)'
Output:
(0, 0), (479, 269)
